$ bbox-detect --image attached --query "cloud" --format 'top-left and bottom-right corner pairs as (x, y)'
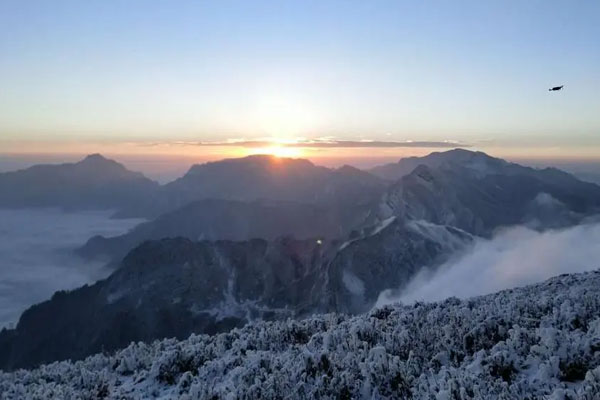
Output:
(376, 221), (600, 307)
(0, 209), (142, 329)
(138, 139), (470, 149)
(200, 139), (469, 148)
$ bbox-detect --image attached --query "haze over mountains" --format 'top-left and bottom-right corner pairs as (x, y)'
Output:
(0, 154), (158, 216)
(160, 156), (385, 213)
(0, 153), (386, 219)
(1, 149), (600, 371)
(77, 199), (369, 262)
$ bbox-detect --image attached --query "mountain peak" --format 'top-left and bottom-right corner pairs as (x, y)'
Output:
(440, 148), (476, 156)
(186, 154), (316, 175)
(370, 149), (507, 181)
(336, 165), (362, 174)
(240, 154), (314, 165)
(426, 148), (495, 163)
(78, 154), (123, 169)
(78, 153), (130, 172)
(82, 153), (110, 163)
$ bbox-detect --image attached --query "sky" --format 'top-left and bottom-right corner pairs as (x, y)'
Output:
(0, 0), (599, 164)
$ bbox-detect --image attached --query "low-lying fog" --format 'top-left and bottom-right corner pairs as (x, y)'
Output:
(377, 219), (600, 307)
(0, 209), (143, 329)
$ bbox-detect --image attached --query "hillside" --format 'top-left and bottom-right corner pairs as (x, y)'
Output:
(2, 270), (600, 399)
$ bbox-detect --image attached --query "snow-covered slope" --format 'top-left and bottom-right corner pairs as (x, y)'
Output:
(3, 270), (600, 399)
(373, 159), (600, 237)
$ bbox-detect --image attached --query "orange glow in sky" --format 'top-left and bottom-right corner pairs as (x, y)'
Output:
(243, 146), (305, 158)
(2, 138), (600, 185)
(2, 139), (600, 163)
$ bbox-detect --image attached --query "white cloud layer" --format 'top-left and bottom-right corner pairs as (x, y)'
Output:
(377, 220), (600, 307)
(0, 209), (142, 329)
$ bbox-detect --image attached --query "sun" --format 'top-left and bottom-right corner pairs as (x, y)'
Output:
(247, 145), (304, 158)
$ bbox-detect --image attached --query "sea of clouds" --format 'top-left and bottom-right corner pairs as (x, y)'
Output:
(0, 209), (143, 329)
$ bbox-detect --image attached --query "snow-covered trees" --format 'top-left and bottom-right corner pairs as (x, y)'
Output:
(2, 270), (600, 399)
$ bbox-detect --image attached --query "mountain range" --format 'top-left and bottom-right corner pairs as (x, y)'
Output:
(79, 149), (600, 263)
(372, 150), (600, 237)
(1, 149), (600, 370)
(0, 153), (386, 219)
(156, 155), (386, 215)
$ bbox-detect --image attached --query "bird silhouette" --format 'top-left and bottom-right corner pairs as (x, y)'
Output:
(549, 85), (564, 91)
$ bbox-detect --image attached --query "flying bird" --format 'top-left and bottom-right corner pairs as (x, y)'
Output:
(549, 85), (564, 91)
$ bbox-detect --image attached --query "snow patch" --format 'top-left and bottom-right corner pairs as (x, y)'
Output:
(407, 219), (471, 250)
(371, 216), (396, 235)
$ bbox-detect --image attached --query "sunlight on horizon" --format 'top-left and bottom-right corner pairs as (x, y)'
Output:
(1, 1), (599, 152)
(243, 146), (305, 159)
(3, 138), (600, 162)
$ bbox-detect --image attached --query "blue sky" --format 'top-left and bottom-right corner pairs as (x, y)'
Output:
(1, 0), (599, 156)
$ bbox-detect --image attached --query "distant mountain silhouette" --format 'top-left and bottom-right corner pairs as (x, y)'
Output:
(78, 198), (371, 262)
(142, 155), (386, 216)
(0, 154), (385, 219)
(0, 154), (159, 216)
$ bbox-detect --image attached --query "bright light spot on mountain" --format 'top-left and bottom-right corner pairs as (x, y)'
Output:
(246, 145), (304, 158)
